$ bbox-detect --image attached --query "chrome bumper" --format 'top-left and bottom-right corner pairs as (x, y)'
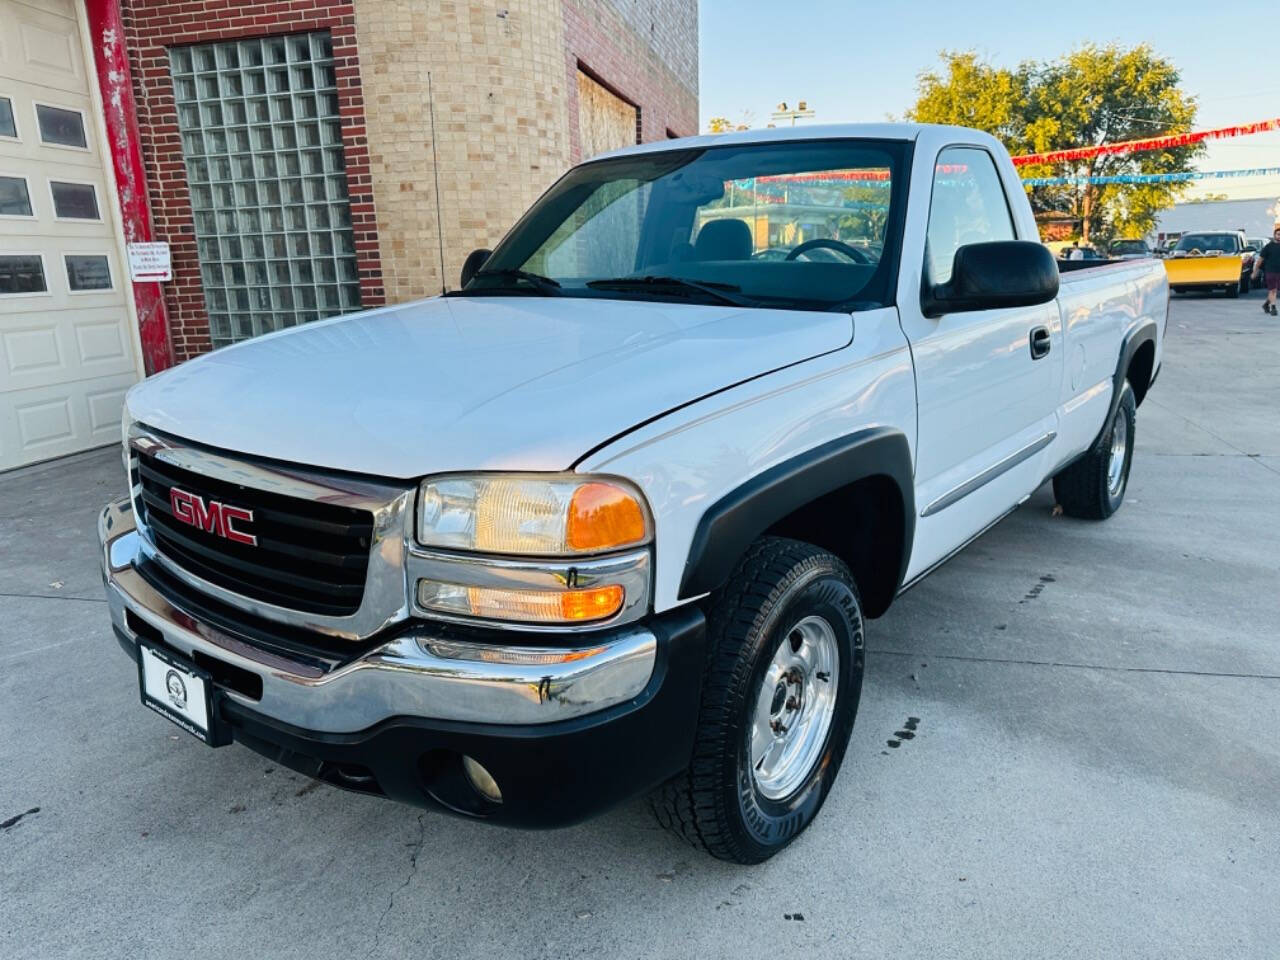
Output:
(99, 498), (657, 732)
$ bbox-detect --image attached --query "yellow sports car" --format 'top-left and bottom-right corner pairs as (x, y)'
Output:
(1162, 231), (1249, 297)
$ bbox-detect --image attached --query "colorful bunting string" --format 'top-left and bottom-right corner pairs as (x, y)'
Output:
(1021, 165), (1280, 186)
(1009, 116), (1280, 167)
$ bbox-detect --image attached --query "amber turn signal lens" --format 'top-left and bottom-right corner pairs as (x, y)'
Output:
(418, 579), (625, 624)
(566, 482), (647, 552)
(557, 584), (625, 621)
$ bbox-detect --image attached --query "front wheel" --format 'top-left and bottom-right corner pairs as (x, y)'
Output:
(1053, 379), (1136, 519)
(650, 537), (864, 863)
(1226, 282), (1240, 298)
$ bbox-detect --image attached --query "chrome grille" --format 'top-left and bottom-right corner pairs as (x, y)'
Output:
(134, 449), (373, 616)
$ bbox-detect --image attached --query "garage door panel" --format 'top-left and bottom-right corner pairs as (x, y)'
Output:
(85, 382), (127, 438)
(1, 305), (136, 391)
(0, 241), (123, 303)
(16, 393), (72, 447)
(3, 324), (62, 374)
(0, 369), (132, 463)
(74, 316), (127, 365)
(0, 87), (98, 170)
(0, 1), (85, 94)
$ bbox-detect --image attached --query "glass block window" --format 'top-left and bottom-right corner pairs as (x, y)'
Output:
(170, 32), (361, 348)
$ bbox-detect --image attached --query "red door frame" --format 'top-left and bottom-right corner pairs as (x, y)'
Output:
(84, 0), (174, 374)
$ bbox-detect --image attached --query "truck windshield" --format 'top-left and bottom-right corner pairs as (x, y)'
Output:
(1175, 233), (1238, 253)
(463, 139), (909, 311)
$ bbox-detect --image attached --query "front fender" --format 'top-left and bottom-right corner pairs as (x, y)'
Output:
(678, 428), (915, 605)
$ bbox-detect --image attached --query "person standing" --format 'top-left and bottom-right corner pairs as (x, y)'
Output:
(1252, 226), (1280, 315)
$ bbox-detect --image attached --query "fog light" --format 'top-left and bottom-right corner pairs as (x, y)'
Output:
(462, 755), (502, 804)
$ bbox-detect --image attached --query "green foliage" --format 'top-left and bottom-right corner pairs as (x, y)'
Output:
(907, 45), (1203, 243)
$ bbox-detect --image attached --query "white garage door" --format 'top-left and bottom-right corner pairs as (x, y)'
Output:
(0, 0), (141, 471)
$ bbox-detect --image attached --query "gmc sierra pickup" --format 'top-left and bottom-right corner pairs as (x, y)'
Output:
(99, 124), (1166, 863)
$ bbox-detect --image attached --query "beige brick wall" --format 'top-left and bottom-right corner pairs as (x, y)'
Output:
(353, 1), (571, 300)
(353, 0), (697, 301)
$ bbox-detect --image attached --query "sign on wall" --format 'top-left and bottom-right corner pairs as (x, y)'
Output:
(127, 242), (172, 282)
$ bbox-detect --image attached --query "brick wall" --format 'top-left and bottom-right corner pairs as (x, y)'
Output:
(119, 0), (385, 362)
(351, 0), (570, 301)
(563, 0), (699, 164)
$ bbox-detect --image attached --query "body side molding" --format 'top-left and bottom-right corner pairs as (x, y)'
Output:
(677, 427), (915, 603)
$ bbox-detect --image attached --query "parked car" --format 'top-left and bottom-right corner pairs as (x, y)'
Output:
(1246, 238), (1269, 288)
(1163, 230), (1250, 296)
(99, 123), (1166, 863)
(1108, 238), (1151, 260)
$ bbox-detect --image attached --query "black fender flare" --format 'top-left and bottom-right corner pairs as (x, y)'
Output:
(677, 427), (916, 604)
(1092, 319), (1157, 452)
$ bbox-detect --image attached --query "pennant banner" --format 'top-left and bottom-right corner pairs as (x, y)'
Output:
(1009, 117), (1280, 167)
(1022, 165), (1280, 186)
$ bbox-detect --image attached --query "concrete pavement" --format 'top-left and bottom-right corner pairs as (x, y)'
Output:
(1, 289), (1277, 959)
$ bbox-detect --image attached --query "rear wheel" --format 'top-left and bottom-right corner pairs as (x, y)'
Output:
(1226, 282), (1240, 298)
(1053, 379), (1136, 519)
(649, 537), (864, 864)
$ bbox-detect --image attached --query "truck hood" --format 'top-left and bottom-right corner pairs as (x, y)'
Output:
(127, 295), (852, 479)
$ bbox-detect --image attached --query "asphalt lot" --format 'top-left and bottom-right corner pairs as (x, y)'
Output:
(1, 290), (1277, 960)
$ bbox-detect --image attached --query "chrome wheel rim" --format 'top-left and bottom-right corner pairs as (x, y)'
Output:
(1107, 408), (1129, 497)
(750, 615), (840, 801)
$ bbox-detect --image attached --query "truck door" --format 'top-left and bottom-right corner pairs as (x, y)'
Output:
(898, 145), (1061, 580)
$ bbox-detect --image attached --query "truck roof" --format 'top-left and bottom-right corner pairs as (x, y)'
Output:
(590, 122), (941, 162)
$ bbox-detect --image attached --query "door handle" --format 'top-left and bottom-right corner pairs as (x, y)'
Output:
(1029, 326), (1051, 360)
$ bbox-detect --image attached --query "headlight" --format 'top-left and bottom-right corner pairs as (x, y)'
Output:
(413, 474), (651, 628)
(417, 475), (649, 555)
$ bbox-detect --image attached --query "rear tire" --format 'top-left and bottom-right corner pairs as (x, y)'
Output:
(1226, 282), (1240, 298)
(649, 537), (864, 864)
(1053, 379), (1136, 519)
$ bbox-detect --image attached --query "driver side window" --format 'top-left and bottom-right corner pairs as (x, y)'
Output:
(925, 147), (1015, 285)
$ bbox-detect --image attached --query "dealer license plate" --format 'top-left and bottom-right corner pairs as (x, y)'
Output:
(137, 641), (225, 745)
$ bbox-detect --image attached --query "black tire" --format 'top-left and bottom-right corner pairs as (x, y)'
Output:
(1053, 379), (1137, 519)
(1226, 282), (1240, 299)
(649, 537), (864, 864)
(1240, 275), (1251, 295)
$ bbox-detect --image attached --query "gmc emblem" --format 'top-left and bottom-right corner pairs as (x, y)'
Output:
(169, 488), (257, 546)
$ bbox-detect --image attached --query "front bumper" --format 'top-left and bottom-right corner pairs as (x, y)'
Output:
(100, 497), (706, 826)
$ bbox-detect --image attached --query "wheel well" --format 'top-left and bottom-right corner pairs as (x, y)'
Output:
(1128, 339), (1156, 407)
(763, 474), (904, 619)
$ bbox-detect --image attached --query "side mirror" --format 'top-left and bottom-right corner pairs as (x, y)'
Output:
(460, 248), (491, 288)
(923, 240), (1059, 318)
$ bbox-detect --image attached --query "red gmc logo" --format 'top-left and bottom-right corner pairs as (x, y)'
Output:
(169, 488), (257, 546)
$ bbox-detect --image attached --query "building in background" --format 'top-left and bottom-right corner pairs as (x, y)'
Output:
(0, 0), (697, 470)
(1152, 196), (1280, 248)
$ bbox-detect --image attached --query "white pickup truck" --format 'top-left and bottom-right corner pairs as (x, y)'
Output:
(99, 123), (1166, 863)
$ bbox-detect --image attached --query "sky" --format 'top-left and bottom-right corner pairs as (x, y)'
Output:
(698, 0), (1279, 203)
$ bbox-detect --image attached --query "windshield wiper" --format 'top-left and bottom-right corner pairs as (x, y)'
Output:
(470, 268), (562, 295)
(585, 275), (757, 307)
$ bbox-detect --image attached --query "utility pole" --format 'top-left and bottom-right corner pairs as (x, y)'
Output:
(770, 100), (815, 127)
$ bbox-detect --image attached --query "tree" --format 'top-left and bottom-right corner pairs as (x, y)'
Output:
(908, 46), (1203, 243)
